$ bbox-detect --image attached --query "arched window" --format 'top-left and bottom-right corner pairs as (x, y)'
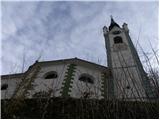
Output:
(32, 91), (50, 98)
(114, 36), (123, 44)
(44, 71), (58, 79)
(1, 84), (8, 90)
(79, 74), (94, 84)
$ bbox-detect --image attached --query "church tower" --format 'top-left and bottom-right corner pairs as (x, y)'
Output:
(103, 16), (154, 101)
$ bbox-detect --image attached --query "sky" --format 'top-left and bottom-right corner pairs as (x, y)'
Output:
(1, 1), (159, 75)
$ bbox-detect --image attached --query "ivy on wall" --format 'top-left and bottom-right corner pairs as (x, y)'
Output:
(60, 64), (77, 97)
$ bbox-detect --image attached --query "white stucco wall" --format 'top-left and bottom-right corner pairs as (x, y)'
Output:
(1, 60), (107, 100)
(27, 63), (69, 98)
(1, 77), (21, 99)
(69, 65), (103, 99)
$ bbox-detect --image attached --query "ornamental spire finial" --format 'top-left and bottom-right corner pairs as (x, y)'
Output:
(110, 15), (114, 23)
(110, 15), (113, 19)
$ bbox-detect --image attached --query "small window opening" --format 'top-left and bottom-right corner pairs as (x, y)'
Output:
(126, 85), (130, 89)
(112, 31), (121, 35)
(1, 84), (8, 90)
(114, 36), (123, 44)
(79, 74), (94, 84)
(44, 71), (58, 79)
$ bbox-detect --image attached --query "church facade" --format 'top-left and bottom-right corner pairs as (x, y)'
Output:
(1, 18), (155, 101)
(1, 58), (108, 99)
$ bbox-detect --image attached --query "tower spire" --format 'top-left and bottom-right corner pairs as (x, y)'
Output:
(109, 15), (120, 31)
(110, 15), (114, 23)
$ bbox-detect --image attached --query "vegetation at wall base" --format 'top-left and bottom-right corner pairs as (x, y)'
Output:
(1, 97), (158, 119)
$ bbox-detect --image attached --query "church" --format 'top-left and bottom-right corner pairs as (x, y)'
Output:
(1, 17), (156, 102)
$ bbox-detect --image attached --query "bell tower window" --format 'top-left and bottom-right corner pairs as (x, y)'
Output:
(1, 84), (8, 90)
(112, 31), (121, 35)
(114, 36), (123, 44)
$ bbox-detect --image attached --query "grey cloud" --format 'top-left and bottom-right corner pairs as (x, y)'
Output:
(1, 1), (158, 75)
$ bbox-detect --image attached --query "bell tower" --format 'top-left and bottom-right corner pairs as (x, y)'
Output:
(103, 16), (154, 101)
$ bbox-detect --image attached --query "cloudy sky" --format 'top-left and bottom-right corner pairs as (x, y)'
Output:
(1, 1), (158, 75)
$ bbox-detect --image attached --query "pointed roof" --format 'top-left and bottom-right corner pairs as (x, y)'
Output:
(109, 15), (120, 31)
(1, 58), (108, 79)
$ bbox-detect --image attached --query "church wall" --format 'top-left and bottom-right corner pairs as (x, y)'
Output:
(112, 67), (146, 100)
(1, 61), (108, 100)
(69, 65), (103, 99)
(28, 63), (69, 98)
(1, 63), (69, 99)
(106, 26), (147, 100)
(1, 78), (21, 99)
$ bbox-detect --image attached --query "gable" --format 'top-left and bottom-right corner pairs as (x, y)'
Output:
(1, 58), (108, 80)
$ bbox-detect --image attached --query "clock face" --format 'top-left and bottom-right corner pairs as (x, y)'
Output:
(112, 30), (121, 35)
